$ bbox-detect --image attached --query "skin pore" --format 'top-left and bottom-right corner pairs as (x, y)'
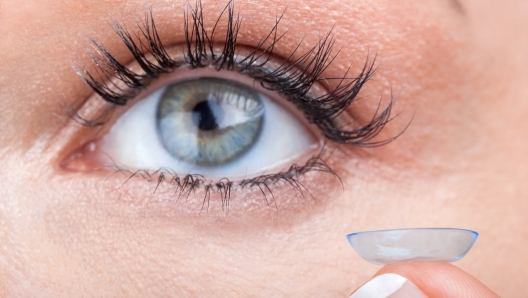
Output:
(1, 0), (528, 296)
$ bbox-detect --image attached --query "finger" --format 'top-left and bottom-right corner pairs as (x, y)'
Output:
(350, 262), (499, 298)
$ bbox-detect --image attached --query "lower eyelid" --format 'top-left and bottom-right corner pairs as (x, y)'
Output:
(56, 126), (345, 220)
(66, 147), (344, 221)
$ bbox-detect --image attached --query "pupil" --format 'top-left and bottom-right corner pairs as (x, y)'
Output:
(192, 100), (222, 131)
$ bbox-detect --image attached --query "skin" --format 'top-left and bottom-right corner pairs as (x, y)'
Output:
(0, 0), (527, 296)
(374, 263), (500, 297)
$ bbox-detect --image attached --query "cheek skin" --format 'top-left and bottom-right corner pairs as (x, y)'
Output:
(1, 0), (528, 297)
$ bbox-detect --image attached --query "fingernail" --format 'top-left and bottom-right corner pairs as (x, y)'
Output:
(350, 273), (428, 298)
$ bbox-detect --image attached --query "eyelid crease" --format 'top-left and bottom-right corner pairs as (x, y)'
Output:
(70, 0), (396, 147)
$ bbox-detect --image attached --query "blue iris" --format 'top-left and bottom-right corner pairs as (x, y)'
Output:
(156, 78), (265, 166)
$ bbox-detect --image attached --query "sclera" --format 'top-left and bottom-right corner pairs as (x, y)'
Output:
(346, 228), (478, 266)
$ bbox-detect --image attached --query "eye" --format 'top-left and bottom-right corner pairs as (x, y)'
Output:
(99, 75), (318, 177)
(62, 2), (394, 205)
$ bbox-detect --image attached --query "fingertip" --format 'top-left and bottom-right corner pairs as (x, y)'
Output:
(373, 262), (499, 298)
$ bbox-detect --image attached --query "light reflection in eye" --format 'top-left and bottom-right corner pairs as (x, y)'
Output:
(98, 76), (319, 178)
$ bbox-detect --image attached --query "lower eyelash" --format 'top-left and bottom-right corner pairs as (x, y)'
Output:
(107, 147), (340, 213)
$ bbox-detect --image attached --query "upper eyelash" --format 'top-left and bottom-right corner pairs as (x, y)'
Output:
(71, 1), (396, 147)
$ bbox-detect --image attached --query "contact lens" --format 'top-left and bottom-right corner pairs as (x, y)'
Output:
(346, 228), (478, 266)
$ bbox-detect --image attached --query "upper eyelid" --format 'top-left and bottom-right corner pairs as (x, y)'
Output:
(71, 2), (396, 147)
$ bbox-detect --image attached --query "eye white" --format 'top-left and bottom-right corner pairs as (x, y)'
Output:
(99, 81), (318, 178)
